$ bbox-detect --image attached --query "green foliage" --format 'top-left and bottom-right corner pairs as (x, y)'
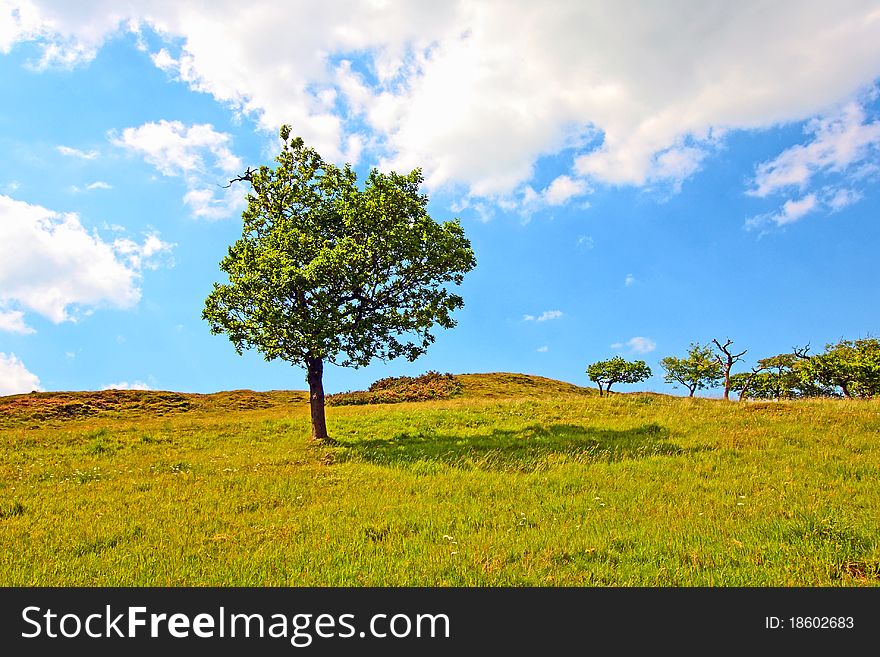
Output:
(586, 356), (652, 396)
(327, 371), (462, 406)
(800, 338), (880, 399)
(731, 352), (834, 400)
(659, 343), (723, 397)
(202, 126), (475, 367)
(203, 127), (475, 368)
(730, 371), (776, 400)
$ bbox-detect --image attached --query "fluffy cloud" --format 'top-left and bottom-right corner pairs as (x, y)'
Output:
(625, 337), (656, 355)
(5, 1), (880, 202)
(0, 309), (34, 334)
(543, 175), (589, 206)
(612, 336), (657, 355)
(113, 120), (240, 176)
(776, 195), (818, 226)
(113, 233), (174, 271)
(112, 119), (243, 219)
(826, 187), (863, 211)
(0, 194), (171, 325)
(745, 195), (817, 230)
(624, 274), (635, 287)
(750, 101), (880, 197)
(0, 352), (42, 395)
(746, 99), (880, 228)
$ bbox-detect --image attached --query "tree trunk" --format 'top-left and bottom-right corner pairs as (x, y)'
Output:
(722, 372), (730, 400)
(841, 382), (852, 400)
(606, 382), (613, 395)
(305, 356), (329, 441)
(688, 386), (696, 397)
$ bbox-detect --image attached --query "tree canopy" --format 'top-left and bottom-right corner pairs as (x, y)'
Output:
(203, 126), (476, 440)
(586, 356), (652, 396)
(798, 338), (880, 399)
(659, 343), (723, 397)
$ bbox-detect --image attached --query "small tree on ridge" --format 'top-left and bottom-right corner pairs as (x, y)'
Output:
(587, 356), (652, 396)
(712, 338), (747, 401)
(660, 343), (723, 397)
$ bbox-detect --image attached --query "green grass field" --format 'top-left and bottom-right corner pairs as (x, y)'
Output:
(1, 373), (878, 586)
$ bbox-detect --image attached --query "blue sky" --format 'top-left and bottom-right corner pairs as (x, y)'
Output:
(1, 1), (879, 396)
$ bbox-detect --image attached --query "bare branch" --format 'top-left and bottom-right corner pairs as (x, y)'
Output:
(221, 166), (258, 188)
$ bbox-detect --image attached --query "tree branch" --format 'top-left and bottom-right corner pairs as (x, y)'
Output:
(222, 167), (258, 188)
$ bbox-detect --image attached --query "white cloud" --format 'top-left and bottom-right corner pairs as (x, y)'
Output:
(6, 2), (880, 202)
(543, 175), (589, 205)
(0, 309), (34, 334)
(624, 274), (635, 287)
(57, 145), (99, 159)
(112, 233), (174, 270)
(826, 187), (863, 211)
(750, 102), (880, 198)
(612, 337), (656, 354)
(113, 120), (240, 176)
(112, 119), (243, 219)
(538, 310), (562, 321)
(101, 380), (153, 391)
(0, 194), (170, 324)
(746, 99), (880, 228)
(746, 193), (818, 230)
(625, 336), (656, 355)
(777, 195), (818, 225)
(0, 352), (42, 395)
(70, 180), (112, 194)
(524, 310), (563, 322)
(150, 47), (176, 71)
(536, 345), (549, 353)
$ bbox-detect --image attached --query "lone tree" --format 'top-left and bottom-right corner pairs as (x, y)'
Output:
(711, 338), (747, 401)
(203, 126), (476, 441)
(587, 356), (652, 396)
(659, 343), (723, 397)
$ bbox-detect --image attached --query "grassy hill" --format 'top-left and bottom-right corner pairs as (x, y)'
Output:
(1, 373), (878, 586)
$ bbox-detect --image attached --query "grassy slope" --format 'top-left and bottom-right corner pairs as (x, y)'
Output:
(1, 373), (878, 586)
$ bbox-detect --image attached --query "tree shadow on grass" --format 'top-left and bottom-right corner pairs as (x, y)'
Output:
(332, 423), (700, 472)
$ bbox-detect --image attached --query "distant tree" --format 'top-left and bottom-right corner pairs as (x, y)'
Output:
(758, 353), (799, 399)
(734, 353), (798, 401)
(730, 370), (773, 400)
(203, 126), (476, 441)
(659, 343), (723, 397)
(798, 338), (880, 399)
(587, 356), (652, 396)
(712, 338), (747, 401)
